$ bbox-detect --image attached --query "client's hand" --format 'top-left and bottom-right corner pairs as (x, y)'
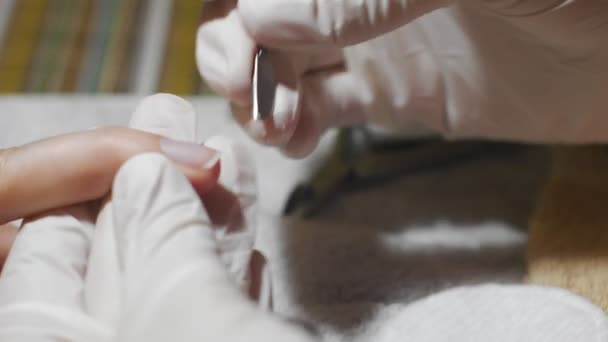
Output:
(0, 94), (309, 341)
(0, 153), (312, 341)
(0, 94), (220, 264)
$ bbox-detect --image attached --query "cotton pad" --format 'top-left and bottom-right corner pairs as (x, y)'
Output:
(367, 285), (608, 342)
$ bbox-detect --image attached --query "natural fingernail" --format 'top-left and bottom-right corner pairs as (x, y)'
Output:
(160, 138), (220, 169)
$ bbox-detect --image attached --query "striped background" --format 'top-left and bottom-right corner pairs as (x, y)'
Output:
(0, 0), (213, 95)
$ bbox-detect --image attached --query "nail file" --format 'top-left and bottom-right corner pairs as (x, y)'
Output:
(252, 48), (276, 121)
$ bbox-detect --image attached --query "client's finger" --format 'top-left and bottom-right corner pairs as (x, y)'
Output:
(0, 126), (219, 224)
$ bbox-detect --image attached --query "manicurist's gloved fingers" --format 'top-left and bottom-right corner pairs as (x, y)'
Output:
(237, 0), (452, 48)
(108, 154), (313, 342)
(197, 0), (451, 157)
(0, 124), (219, 225)
(0, 206), (111, 341)
(0, 207), (93, 307)
(197, 1), (304, 148)
(197, 1), (256, 108)
(203, 136), (259, 291)
(132, 95), (265, 298)
(111, 153), (224, 340)
(129, 93), (199, 141)
(84, 93), (209, 328)
(281, 66), (370, 157)
(232, 0), (451, 152)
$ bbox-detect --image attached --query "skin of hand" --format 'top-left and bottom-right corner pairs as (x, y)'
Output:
(0, 94), (221, 265)
(197, 0), (608, 158)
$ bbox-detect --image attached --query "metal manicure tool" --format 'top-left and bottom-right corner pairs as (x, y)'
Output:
(252, 48), (276, 121)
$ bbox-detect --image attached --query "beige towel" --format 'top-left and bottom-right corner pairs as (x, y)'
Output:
(528, 147), (608, 311)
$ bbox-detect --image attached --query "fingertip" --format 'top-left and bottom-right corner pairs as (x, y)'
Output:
(244, 116), (299, 147)
(130, 93), (197, 141)
(184, 159), (221, 195)
(280, 107), (322, 159)
(197, 10), (256, 107)
(204, 135), (256, 195)
(230, 93), (300, 148)
(280, 141), (319, 159)
(236, 0), (265, 41)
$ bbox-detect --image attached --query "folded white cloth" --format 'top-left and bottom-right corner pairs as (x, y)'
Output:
(362, 285), (608, 342)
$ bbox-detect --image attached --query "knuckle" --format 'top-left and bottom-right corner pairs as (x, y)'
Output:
(89, 127), (131, 159)
(84, 127), (152, 197)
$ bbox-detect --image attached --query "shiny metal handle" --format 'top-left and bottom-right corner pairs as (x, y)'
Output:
(252, 48), (276, 121)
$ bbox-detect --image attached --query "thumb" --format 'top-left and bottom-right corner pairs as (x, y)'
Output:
(111, 153), (315, 342)
(238, 0), (452, 47)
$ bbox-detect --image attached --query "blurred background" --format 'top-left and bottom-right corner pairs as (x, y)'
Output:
(0, 0), (213, 95)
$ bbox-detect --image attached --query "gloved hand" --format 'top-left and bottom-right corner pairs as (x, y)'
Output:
(0, 94), (311, 341)
(2, 94), (607, 341)
(197, 0), (608, 158)
(0, 154), (315, 341)
(0, 94), (220, 264)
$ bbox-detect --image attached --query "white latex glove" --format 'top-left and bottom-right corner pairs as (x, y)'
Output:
(0, 94), (312, 341)
(197, 0), (608, 157)
(1, 95), (606, 341)
(0, 154), (315, 341)
(3, 197), (606, 341)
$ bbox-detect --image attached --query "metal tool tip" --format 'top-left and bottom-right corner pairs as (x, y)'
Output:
(252, 48), (276, 121)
